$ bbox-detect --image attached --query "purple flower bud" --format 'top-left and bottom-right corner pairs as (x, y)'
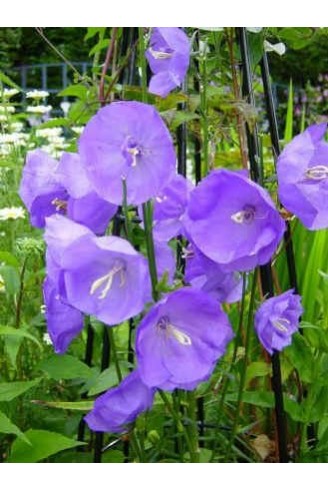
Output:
(45, 215), (151, 326)
(78, 101), (176, 205)
(254, 290), (303, 354)
(277, 123), (328, 230)
(183, 169), (285, 272)
(136, 287), (234, 390)
(146, 28), (190, 98)
(85, 370), (155, 433)
(185, 244), (243, 303)
(154, 240), (176, 285)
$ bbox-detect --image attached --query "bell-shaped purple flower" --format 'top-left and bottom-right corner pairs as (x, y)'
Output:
(254, 290), (303, 354)
(45, 215), (151, 326)
(277, 123), (328, 230)
(154, 240), (175, 285)
(183, 169), (285, 272)
(19, 150), (117, 234)
(136, 288), (234, 390)
(185, 244), (243, 303)
(19, 149), (67, 228)
(146, 28), (190, 98)
(85, 369), (155, 433)
(43, 276), (84, 354)
(78, 101), (176, 205)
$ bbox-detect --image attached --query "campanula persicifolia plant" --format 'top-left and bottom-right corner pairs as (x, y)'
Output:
(1, 27), (327, 464)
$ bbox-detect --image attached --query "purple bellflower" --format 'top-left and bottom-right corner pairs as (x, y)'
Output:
(85, 369), (155, 433)
(78, 101), (176, 205)
(19, 149), (67, 228)
(146, 28), (190, 98)
(43, 276), (84, 354)
(183, 169), (286, 272)
(277, 123), (328, 230)
(154, 240), (176, 285)
(45, 215), (151, 326)
(254, 289), (303, 354)
(185, 244), (243, 303)
(19, 150), (117, 234)
(136, 288), (233, 390)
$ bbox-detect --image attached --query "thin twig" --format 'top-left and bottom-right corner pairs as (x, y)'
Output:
(98, 27), (118, 105)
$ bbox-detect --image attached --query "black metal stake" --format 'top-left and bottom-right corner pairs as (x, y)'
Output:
(238, 27), (288, 463)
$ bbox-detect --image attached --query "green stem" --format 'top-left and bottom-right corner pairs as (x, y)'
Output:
(107, 328), (122, 382)
(122, 179), (133, 241)
(138, 27), (148, 103)
(142, 201), (159, 301)
(228, 269), (258, 459)
(186, 391), (200, 462)
(159, 390), (194, 461)
(200, 54), (208, 177)
(211, 273), (247, 460)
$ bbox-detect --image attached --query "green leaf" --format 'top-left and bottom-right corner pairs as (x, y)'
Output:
(284, 333), (314, 383)
(0, 71), (20, 90)
(283, 79), (293, 143)
(0, 251), (19, 267)
(58, 84), (88, 99)
(8, 429), (85, 462)
(32, 400), (93, 411)
(278, 27), (315, 50)
(0, 325), (42, 349)
(35, 117), (69, 129)
(245, 362), (271, 386)
(89, 38), (110, 56)
(0, 378), (42, 402)
(84, 27), (106, 41)
(0, 265), (20, 295)
(87, 366), (119, 396)
(38, 354), (93, 380)
(4, 335), (23, 367)
(226, 391), (274, 408)
(0, 411), (30, 443)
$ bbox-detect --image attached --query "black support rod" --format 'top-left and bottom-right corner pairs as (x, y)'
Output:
(238, 27), (288, 463)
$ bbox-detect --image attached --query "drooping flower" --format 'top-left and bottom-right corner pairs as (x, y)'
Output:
(45, 215), (151, 326)
(19, 149), (68, 228)
(151, 174), (193, 242)
(254, 289), (303, 355)
(19, 150), (116, 233)
(146, 28), (190, 98)
(85, 369), (155, 433)
(136, 288), (233, 390)
(185, 244), (243, 303)
(277, 123), (328, 230)
(43, 276), (84, 354)
(78, 101), (176, 205)
(183, 169), (285, 272)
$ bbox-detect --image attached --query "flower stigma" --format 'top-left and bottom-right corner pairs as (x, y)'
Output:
(231, 206), (255, 224)
(157, 316), (192, 346)
(90, 262), (126, 300)
(149, 47), (173, 60)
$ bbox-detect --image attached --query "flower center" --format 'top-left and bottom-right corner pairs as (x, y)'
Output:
(51, 198), (67, 212)
(305, 165), (328, 181)
(157, 315), (192, 346)
(231, 205), (255, 225)
(149, 46), (173, 60)
(272, 317), (290, 333)
(90, 261), (126, 300)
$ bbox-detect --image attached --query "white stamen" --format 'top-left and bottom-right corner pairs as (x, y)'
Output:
(51, 198), (67, 212)
(272, 317), (290, 333)
(305, 165), (328, 181)
(127, 147), (140, 167)
(149, 47), (173, 60)
(167, 324), (192, 346)
(90, 263), (125, 300)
